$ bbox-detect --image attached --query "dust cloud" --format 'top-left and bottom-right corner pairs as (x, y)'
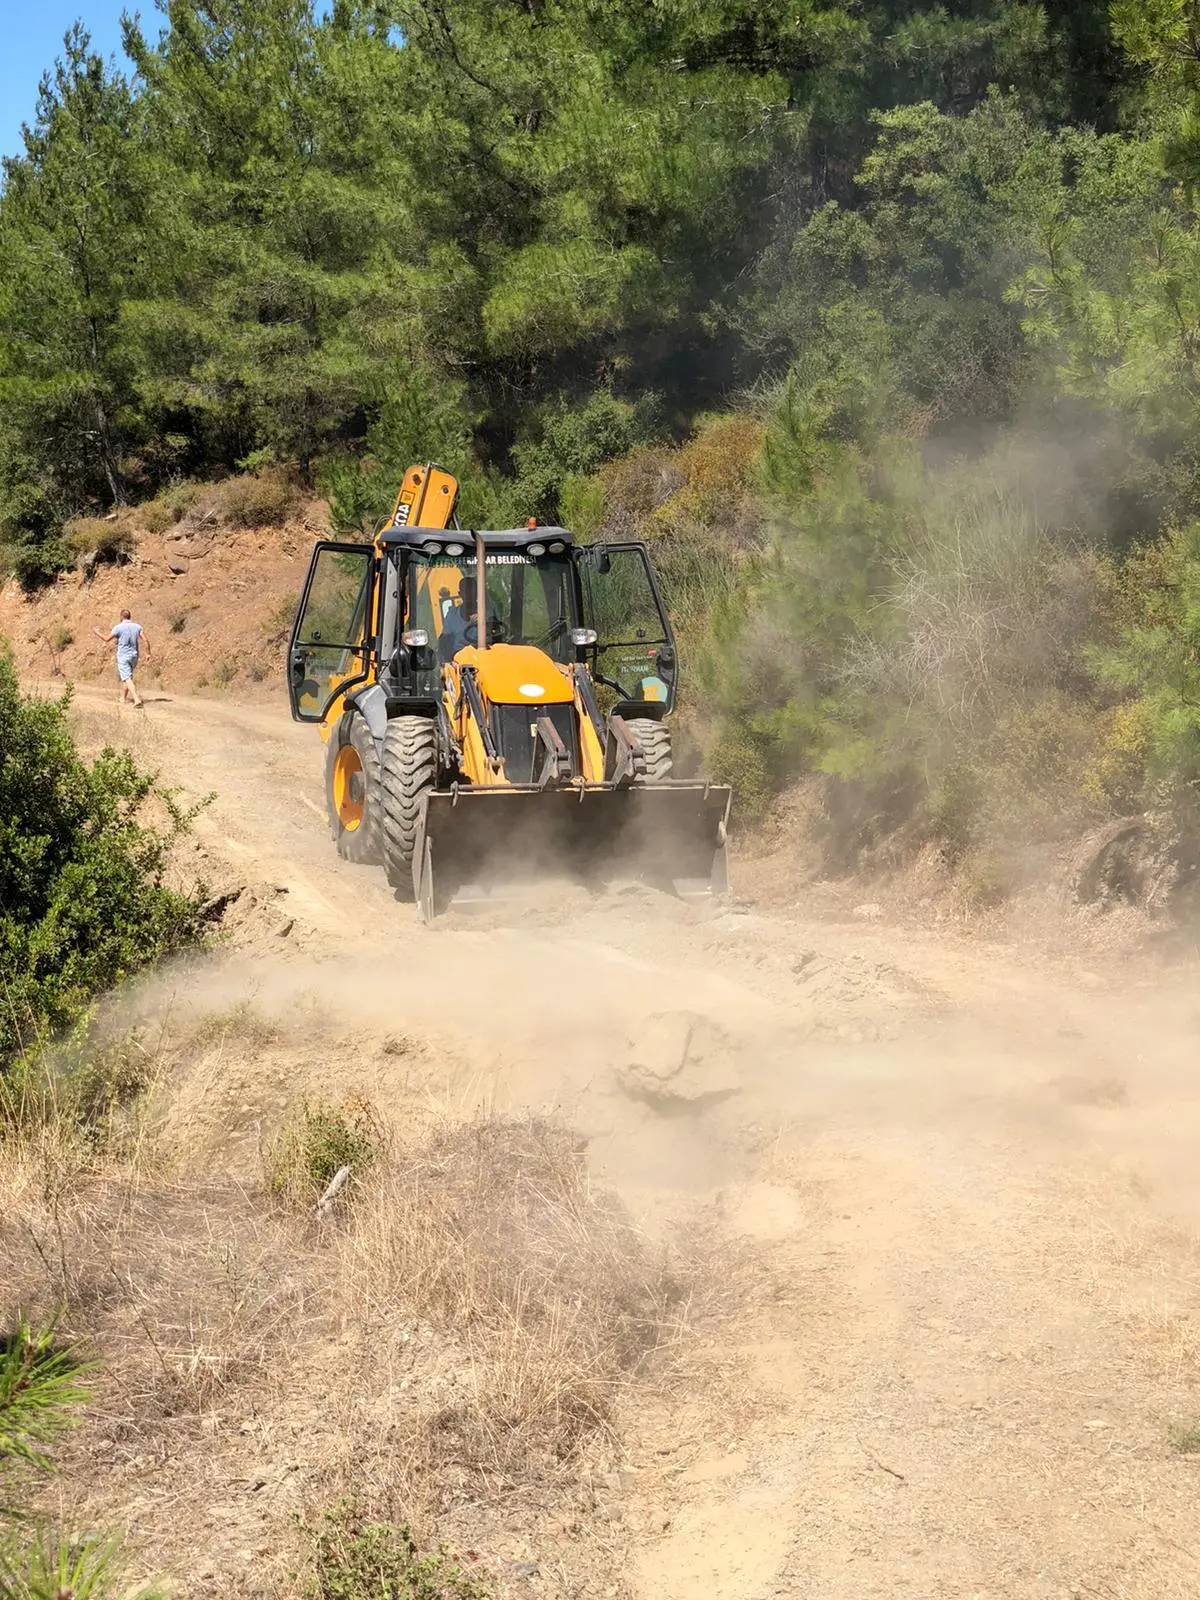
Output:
(20, 685), (1200, 1599)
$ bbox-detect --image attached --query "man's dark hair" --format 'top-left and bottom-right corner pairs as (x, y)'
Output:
(120, 609), (131, 620)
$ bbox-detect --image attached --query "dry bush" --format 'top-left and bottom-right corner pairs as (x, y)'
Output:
(198, 473), (301, 529)
(597, 446), (683, 537)
(841, 491), (1100, 734)
(669, 414), (764, 527)
(1, 1165), (323, 1416)
(62, 516), (135, 563)
(337, 1116), (694, 1493)
(161, 479), (203, 521)
(186, 1000), (282, 1054)
(264, 595), (299, 647)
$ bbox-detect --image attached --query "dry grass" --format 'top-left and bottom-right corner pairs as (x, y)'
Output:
(333, 1117), (697, 1501)
(0, 1102), (713, 1593)
(187, 1001), (282, 1054)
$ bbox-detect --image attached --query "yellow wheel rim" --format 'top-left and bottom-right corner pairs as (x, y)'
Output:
(332, 743), (365, 831)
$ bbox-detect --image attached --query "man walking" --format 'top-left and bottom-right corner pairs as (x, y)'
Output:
(94, 609), (152, 707)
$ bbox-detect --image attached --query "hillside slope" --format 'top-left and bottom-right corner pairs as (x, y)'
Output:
(0, 517), (317, 697)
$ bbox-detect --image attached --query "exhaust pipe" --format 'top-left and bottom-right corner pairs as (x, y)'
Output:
(474, 528), (486, 652)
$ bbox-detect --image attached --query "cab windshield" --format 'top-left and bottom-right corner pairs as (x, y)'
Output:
(407, 551), (577, 663)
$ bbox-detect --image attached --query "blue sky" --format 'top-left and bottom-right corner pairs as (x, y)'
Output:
(1, 0), (137, 161)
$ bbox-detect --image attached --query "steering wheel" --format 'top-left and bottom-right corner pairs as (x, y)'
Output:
(463, 617), (508, 647)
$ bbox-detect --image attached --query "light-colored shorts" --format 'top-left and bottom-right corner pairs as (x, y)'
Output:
(117, 654), (138, 682)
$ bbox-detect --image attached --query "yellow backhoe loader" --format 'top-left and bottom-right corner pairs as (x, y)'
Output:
(286, 464), (731, 919)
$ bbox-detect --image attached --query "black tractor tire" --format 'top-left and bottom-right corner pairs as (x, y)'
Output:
(380, 715), (437, 898)
(325, 711), (383, 864)
(627, 717), (673, 783)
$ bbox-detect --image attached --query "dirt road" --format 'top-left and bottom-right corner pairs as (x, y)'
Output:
(65, 687), (1200, 1598)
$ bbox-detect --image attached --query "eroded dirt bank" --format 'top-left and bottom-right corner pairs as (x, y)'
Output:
(9, 684), (1200, 1599)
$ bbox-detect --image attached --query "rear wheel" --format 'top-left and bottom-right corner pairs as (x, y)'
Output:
(380, 715), (437, 898)
(627, 717), (673, 783)
(325, 712), (383, 864)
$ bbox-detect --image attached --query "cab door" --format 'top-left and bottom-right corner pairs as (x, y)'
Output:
(579, 542), (677, 711)
(287, 542), (376, 723)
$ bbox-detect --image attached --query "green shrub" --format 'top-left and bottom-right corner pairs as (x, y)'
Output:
(267, 1095), (385, 1207)
(0, 1319), (163, 1599)
(0, 654), (203, 1076)
(131, 497), (175, 535)
(302, 1502), (491, 1600)
(512, 388), (660, 521)
(708, 722), (777, 827)
(161, 480), (203, 521)
(0, 1319), (90, 1471)
(1091, 524), (1200, 793)
(1168, 1421), (1200, 1455)
(0, 536), (73, 589)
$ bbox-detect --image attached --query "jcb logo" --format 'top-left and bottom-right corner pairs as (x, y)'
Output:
(395, 491), (416, 526)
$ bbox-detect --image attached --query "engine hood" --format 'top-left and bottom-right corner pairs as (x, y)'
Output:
(454, 643), (574, 706)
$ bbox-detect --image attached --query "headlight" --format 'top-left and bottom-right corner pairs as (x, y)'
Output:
(526, 541), (546, 557)
(422, 539), (443, 555)
(548, 540), (566, 554)
(570, 627), (598, 647)
(444, 541), (464, 556)
(402, 629), (430, 648)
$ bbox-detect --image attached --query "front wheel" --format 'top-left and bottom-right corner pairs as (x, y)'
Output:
(627, 718), (673, 783)
(380, 715), (437, 899)
(325, 711), (383, 864)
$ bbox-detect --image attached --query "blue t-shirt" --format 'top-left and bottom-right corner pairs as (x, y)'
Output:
(112, 620), (142, 661)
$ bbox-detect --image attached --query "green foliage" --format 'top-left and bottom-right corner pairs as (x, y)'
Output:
(0, 1320), (90, 1476)
(1091, 524), (1200, 790)
(0, 654), (202, 1074)
(8, 0), (1200, 884)
(512, 390), (661, 521)
(0, 0), (1127, 567)
(1168, 1418), (1200, 1454)
(0, 1320), (163, 1599)
(267, 1095), (385, 1206)
(303, 1502), (492, 1600)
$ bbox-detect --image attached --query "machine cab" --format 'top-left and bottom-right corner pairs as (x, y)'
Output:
(286, 522), (678, 725)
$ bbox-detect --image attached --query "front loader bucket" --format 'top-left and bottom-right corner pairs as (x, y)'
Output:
(412, 781), (731, 921)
